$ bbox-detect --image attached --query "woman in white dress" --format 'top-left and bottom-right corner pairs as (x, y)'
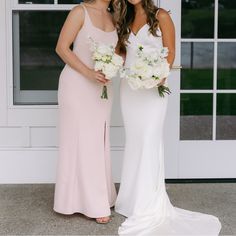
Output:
(113, 0), (222, 235)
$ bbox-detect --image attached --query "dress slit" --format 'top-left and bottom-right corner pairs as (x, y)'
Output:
(104, 121), (107, 150)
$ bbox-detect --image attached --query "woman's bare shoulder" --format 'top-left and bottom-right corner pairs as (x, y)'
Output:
(156, 8), (171, 21)
(63, 4), (85, 30)
(70, 4), (85, 17)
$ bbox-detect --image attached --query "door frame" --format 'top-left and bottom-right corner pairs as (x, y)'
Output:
(159, 0), (181, 178)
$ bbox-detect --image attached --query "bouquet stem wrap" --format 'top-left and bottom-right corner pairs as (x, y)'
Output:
(101, 85), (108, 99)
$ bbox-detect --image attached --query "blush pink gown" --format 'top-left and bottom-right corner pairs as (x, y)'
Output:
(53, 4), (117, 218)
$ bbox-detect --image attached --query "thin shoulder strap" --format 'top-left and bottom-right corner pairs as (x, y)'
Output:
(155, 8), (160, 18)
(80, 3), (88, 19)
(155, 8), (162, 32)
(80, 3), (92, 25)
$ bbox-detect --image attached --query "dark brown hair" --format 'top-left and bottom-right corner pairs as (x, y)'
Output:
(113, 0), (159, 53)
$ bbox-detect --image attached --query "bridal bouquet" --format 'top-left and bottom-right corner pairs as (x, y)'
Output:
(89, 37), (124, 99)
(120, 44), (171, 97)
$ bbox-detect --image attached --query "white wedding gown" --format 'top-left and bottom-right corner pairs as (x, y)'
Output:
(115, 24), (222, 235)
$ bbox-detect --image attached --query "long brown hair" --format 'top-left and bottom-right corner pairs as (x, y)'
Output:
(113, 0), (159, 53)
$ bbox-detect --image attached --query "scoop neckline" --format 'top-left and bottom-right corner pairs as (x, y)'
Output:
(82, 3), (116, 34)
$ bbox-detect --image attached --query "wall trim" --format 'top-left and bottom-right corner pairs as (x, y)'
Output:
(0, 0), (7, 125)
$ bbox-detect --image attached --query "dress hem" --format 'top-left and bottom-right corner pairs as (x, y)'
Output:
(114, 208), (129, 218)
(53, 203), (115, 218)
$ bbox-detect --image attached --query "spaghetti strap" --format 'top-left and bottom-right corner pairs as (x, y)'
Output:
(155, 8), (162, 34)
(156, 8), (160, 17)
(80, 3), (97, 29)
(80, 3), (87, 14)
(80, 3), (89, 22)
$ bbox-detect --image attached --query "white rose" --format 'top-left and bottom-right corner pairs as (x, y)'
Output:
(144, 65), (154, 79)
(128, 77), (142, 90)
(152, 65), (162, 79)
(143, 79), (159, 89)
(94, 61), (104, 71)
(159, 61), (170, 79)
(119, 67), (128, 78)
(112, 54), (123, 67)
(133, 58), (146, 70)
(152, 60), (169, 77)
(103, 63), (117, 79)
(132, 60), (149, 79)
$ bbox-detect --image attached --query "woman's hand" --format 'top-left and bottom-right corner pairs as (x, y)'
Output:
(87, 69), (109, 84)
(157, 77), (167, 87)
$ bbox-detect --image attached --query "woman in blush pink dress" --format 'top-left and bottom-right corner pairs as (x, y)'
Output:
(53, 0), (117, 224)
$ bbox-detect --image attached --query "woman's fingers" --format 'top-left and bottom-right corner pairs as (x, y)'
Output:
(97, 78), (107, 84)
(96, 76), (108, 84)
(96, 71), (109, 84)
(98, 71), (106, 77)
(158, 78), (167, 86)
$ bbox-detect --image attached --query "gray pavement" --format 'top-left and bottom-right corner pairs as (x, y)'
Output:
(0, 183), (235, 235)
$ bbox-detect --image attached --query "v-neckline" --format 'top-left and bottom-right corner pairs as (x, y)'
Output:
(130, 24), (147, 37)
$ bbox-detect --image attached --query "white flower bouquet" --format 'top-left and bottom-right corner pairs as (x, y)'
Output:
(120, 44), (171, 97)
(89, 37), (124, 99)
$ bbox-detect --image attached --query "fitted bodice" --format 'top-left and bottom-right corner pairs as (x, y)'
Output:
(125, 24), (163, 67)
(72, 4), (118, 69)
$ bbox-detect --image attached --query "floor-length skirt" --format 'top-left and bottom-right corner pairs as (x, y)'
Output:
(54, 65), (117, 217)
(115, 78), (221, 235)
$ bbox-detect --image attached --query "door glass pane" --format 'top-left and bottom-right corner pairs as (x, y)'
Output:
(181, 42), (214, 89)
(19, 0), (54, 3)
(181, 0), (214, 38)
(218, 0), (236, 38)
(217, 43), (236, 89)
(216, 94), (236, 140)
(13, 11), (68, 104)
(58, 0), (82, 3)
(180, 93), (213, 140)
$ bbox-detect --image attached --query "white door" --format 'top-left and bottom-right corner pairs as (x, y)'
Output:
(161, 0), (236, 178)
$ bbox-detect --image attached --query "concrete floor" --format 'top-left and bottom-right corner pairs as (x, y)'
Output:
(0, 183), (235, 235)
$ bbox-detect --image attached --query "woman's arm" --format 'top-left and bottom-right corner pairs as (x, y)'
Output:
(56, 5), (108, 84)
(156, 9), (175, 86)
(156, 8), (176, 68)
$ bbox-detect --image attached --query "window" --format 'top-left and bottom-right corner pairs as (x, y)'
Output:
(12, 0), (83, 105)
(19, 0), (82, 4)
(181, 0), (236, 140)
